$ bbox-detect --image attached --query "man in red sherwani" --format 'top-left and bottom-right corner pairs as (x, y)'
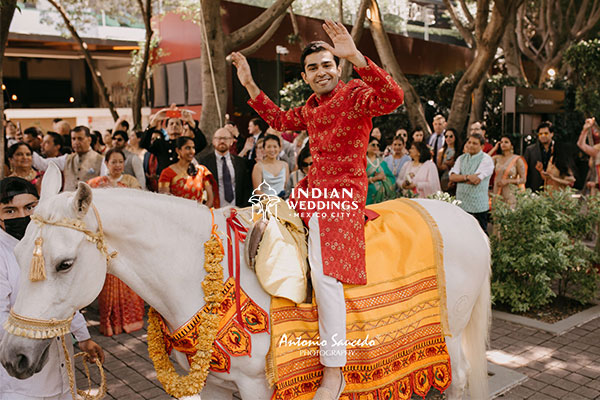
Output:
(231, 20), (403, 400)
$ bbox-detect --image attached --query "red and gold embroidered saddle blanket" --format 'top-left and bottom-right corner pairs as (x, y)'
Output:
(267, 199), (452, 400)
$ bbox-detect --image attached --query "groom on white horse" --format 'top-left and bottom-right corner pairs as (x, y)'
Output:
(231, 20), (404, 400)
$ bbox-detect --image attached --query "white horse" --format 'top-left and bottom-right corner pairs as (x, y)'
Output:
(0, 164), (491, 400)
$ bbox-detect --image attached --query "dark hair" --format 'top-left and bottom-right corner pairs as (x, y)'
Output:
(112, 130), (129, 142)
(263, 134), (281, 147)
(411, 141), (431, 163)
(52, 118), (63, 124)
(537, 122), (554, 133)
(7, 142), (33, 159)
(368, 135), (380, 145)
(45, 131), (63, 149)
(0, 177), (39, 204)
(300, 41), (340, 70)
(500, 135), (516, 153)
(72, 125), (91, 138)
(134, 131), (143, 140)
(468, 133), (485, 145)
(175, 136), (194, 149)
(249, 118), (267, 133)
(297, 145), (312, 170)
(104, 147), (125, 163)
(441, 128), (462, 161)
(23, 126), (42, 138)
(392, 135), (405, 145)
(552, 142), (575, 178)
(91, 131), (103, 148)
(120, 120), (130, 132)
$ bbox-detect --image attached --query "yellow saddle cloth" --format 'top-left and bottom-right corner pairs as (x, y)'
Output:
(267, 199), (451, 400)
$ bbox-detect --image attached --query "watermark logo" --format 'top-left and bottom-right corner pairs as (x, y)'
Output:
(287, 188), (360, 220)
(249, 181), (281, 221)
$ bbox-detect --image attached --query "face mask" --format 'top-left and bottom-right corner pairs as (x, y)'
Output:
(3, 216), (31, 240)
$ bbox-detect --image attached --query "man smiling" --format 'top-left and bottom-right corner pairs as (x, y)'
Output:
(231, 20), (403, 399)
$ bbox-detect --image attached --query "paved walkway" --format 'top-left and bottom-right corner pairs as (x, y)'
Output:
(75, 305), (600, 399)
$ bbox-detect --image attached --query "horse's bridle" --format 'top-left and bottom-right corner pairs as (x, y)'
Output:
(3, 203), (117, 339)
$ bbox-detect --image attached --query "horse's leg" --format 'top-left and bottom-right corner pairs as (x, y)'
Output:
(199, 374), (238, 400)
(444, 335), (468, 400)
(234, 374), (273, 400)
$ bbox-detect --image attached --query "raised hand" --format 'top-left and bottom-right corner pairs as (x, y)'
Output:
(230, 52), (260, 99)
(584, 117), (596, 132)
(321, 20), (366, 68)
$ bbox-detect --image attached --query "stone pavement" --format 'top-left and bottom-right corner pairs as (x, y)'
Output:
(75, 304), (600, 400)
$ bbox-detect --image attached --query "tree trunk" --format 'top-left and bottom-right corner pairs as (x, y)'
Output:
(340, 0), (369, 82)
(501, 11), (527, 83)
(0, 0), (18, 179)
(369, 0), (430, 134)
(199, 0), (228, 142)
(198, 0), (293, 141)
(469, 77), (486, 126)
(338, 0), (344, 24)
(47, 0), (119, 121)
(132, 0), (153, 131)
(447, 4), (514, 134)
(288, 6), (305, 49)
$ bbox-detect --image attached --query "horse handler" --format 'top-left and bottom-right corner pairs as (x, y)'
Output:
(232, 20), (403, 400)
(0, 177), (104, 400)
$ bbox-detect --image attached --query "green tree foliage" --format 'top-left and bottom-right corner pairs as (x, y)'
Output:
(564, 39), (600, 117)
(491, 189), (600, 312)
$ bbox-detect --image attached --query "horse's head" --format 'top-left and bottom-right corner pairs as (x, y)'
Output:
(0, 163), (109, 378)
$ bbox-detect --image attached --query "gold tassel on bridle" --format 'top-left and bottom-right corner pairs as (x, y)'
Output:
(29, 237), (46, 282)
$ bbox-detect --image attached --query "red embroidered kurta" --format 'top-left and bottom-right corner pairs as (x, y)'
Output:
(248, 57), (403, 284)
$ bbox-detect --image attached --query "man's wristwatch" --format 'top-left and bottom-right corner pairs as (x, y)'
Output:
(464, 175), (469, 183)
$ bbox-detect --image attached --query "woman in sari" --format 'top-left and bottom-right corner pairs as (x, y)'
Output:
(7, 142), (43, 193)
(158, 137), (214, 206)
(536, 143), (576, 191)
(87, 148), (145, 336)
(366, 136), (395, 204)
(492, 136), (526, 207)
(88, 148), (142, 189)
(397, 141), (441, 198)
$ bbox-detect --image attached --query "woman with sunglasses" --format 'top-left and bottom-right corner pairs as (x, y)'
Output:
(437, 128), (462, 194)
(158, 137), (214, 207)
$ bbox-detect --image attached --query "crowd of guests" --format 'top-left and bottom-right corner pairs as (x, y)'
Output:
(357, 115), (586, 234)
(0, 107), (591, 344)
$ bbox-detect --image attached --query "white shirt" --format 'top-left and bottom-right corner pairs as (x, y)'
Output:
(428, 131), (445, 152)
(0, 229), (90, 398)
(215, 150), (236, 208)
(32, 152), (68, 171)
(449, 152), (495, 180)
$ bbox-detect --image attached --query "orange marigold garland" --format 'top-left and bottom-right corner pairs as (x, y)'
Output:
(147, 233), (224, 398)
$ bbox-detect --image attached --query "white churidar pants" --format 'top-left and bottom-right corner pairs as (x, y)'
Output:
(308, 214), (347, 367)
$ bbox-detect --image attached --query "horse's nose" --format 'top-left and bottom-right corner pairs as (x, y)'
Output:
(2, 352), (34, 379)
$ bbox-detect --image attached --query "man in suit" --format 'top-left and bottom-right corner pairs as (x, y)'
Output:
(237, 117), (267, 161)
(198, 127), (252, 208)
(524, 122), (554, 192)
(428, 114), (446, 161)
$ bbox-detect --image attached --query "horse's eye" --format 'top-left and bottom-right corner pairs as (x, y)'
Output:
(56, 260), (74, 272)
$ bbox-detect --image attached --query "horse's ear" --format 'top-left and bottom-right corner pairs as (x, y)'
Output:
(72, 182), (93, 219)
(40, 162), (62, 200)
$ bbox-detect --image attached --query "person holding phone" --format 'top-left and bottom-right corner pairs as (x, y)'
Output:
(141, 104), (207, 175)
